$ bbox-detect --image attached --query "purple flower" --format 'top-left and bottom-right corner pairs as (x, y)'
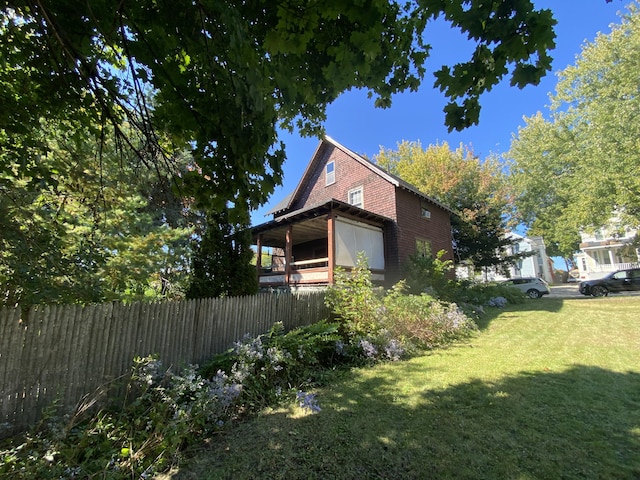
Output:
(359, 339), (378, 358)
(296, 391), (321, 413)
(384, 339), (404, 361)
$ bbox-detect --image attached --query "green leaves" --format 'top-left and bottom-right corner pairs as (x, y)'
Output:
(0, 119), (193, 306)
(374, 140), (516, 271)
(431, 1), (556, 130)
(1, 0), (557, 211)
(507, 4), (640, 258)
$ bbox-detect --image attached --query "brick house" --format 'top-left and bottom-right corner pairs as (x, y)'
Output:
(251, 136), (454, 288)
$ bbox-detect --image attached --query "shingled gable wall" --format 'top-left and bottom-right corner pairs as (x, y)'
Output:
(285, 139), (454, 283)
(290, 142), (396, 217)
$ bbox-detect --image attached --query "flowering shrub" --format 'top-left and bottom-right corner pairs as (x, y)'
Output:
(450, 280), (526, 308)
(129, 357), (243, 434)
(382, 291), (477, 349)
(0, 355), (245, 479)
(326, 256), (477, 353)
(486, 296), (508, 308)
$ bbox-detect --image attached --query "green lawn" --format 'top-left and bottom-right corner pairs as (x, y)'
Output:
(162, 296), (640, 479)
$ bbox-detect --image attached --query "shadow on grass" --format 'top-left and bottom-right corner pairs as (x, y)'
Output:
(475, 297), (565, 330)
(170, 364), (640, 479)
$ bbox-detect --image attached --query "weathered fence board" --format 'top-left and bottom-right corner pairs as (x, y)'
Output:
(0, 291), (328, 437)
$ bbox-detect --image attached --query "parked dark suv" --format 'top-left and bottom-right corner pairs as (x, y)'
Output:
(579, 268), (640, 297)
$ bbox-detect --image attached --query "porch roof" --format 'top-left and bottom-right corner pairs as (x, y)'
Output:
(252, 199), (392, 248)
(580, 239), (629, 250)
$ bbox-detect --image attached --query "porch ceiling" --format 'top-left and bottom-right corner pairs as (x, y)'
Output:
(252, 199), (391, 248)
(257, 217), (327, 248)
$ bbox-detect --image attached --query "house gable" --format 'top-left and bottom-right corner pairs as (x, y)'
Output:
(273, 136), (452, 221)
(283, 138), (397, 220)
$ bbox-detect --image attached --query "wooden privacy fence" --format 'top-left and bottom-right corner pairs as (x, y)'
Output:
(0, 291), (328, 438)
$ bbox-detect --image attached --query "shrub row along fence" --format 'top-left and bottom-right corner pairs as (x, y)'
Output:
(0, 291), (328, 438)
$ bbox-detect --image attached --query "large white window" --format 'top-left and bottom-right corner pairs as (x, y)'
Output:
(335, 218), (384, 270)
(326, 161), (335, 186)
(348, 186), (363, 208)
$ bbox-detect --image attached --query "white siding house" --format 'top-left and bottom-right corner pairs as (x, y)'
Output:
(574, 225), (639, 280)
(456, 232), (554, 284)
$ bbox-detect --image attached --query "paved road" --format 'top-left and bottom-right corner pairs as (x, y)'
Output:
(549, 284), (582, 298)
(548, 283), (640, 299)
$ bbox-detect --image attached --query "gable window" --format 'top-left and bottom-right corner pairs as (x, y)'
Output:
(420, 202), (431, 219)
(326, 161), (335, 186)
(416, 238), (432, 258)
(348, 186), (363, 208)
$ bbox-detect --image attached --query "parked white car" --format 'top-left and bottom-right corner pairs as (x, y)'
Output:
(501, 277), (550, 299)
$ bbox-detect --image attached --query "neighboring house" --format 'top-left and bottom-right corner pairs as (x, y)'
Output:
(574, 224), (639, 280)
(251, 136), (454, 288)
(456, 232), (554, 284)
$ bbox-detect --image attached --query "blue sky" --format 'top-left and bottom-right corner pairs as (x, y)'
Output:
(252, 1), (628, 226)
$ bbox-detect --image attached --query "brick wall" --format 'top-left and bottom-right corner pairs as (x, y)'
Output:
(392, 188), (454, 282)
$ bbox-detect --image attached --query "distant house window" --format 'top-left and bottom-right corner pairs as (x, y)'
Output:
(420, 202), (431, 219)
(348, 186), (363, 208)
(326, 161), (335, 186)
(416, 238), (432, 258)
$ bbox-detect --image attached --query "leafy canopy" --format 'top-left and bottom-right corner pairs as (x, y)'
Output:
(1, 1), (557, 217)
(375, 141), (525, 272)
(508, 3), (640, 256)
(0, 120), (192, 306)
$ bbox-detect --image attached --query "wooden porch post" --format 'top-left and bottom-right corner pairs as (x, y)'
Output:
(256, 234), (263, 281)
(285, 225), (293, 285)
(327, 212), (335, 284)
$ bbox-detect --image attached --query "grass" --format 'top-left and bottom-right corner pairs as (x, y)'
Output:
(160, 296), (640, 479)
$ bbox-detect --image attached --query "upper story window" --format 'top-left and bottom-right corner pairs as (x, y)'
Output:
(348, 186), (363, 208)
(420, 202), (431, 219)
(325, 161), (335, 186)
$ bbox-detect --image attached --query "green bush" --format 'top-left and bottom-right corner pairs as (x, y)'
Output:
(404, 249), (455, 298)
(382, 282), (477, 349)
(325, 253), (384, 338)
(326, 255), (477, 353)
(451, 280), (526, 307)
(0, 356), (243, 479)
(200, 320), (345, 410)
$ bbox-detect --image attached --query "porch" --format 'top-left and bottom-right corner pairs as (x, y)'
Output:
(576, 241), (640, 279)
(252, 200), (390, 288)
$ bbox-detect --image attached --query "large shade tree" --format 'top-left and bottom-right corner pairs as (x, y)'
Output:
(2, 0), (558, 216)
(508, 3), (640, 263)
(0, 120), (193, 306)
(375, 141), (527, 274)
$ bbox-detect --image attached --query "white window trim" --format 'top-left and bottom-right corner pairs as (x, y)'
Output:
(348, 186), (363, 208)
(326, 161), (335, 186)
